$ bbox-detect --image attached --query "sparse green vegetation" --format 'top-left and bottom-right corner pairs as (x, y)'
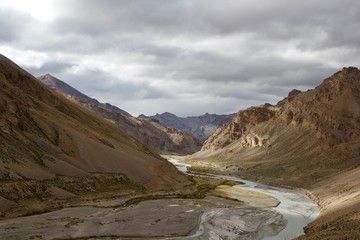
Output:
(120, 175), (239, 208)
(0, 173), (144, 219)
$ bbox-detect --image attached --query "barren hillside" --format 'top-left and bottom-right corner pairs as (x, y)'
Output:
(0, 54), (190, 217)
(38, 74), (202, 155)
(192, 67), (360, 185)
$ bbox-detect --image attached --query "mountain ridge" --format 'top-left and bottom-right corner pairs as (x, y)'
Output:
(139, 112), (234, 142)
(38, 74), (202, 155)
(195, 67), (360, 178)
(38, 74), (132, 117)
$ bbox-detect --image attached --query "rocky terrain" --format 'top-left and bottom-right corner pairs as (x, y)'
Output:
(188, 67), (360, 239)
(38, 74), (202, 155)
(121, 117), (202, 155)
(0, 54), (191, 218)
(139, 112), (234, 142)
(194, 67), (360, 180)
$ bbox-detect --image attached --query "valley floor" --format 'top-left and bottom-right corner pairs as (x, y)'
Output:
(1, 157), (358, 239)
(0, 196), (284, 240)
(0, 158), (320, 239)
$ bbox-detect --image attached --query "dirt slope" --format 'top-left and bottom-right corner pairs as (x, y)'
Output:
(0, 54), (190, 216)
(297, 164), (360, 240)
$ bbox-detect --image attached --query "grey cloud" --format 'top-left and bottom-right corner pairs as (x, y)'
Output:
(57, 68), (169, 102)
(52, 0), (198, 36)
(1, 0), (360, 116)
(0, 8), (32, 43)
(26, 61), (74, 77)
(145, 49), (337, 87)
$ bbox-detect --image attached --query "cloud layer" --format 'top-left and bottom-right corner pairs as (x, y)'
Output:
(1, 0), (359, 116)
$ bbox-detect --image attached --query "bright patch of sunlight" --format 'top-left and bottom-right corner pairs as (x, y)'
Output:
(1, 0), (56, 22)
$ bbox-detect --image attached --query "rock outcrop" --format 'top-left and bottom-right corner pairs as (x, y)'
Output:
(277, 67), (360, 147)
(202, 106), (276, 151)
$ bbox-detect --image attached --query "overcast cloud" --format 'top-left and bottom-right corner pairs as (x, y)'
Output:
(1, 0), (359, 116)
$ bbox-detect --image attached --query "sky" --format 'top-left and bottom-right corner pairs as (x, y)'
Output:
(1, 0), (359, 117)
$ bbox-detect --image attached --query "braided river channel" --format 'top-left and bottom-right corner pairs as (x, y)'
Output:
(168, 158), (320, 240)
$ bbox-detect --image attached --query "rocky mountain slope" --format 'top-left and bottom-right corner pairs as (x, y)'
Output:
(38, 74), (131, 117)
(0, 54), (190, 217)
(189, 67), (360, 239)
(38, 74), (201, 155)
(194, 67), (360, 181)
(139, 112), (234, 142)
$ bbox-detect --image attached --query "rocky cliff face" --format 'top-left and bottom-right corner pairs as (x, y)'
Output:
(194, 67), (360, 184)
(139, 112), (234, 142)
(202, 106), (276, 151)
(38, 74), (201, 155)
(277, 67), (360, 147)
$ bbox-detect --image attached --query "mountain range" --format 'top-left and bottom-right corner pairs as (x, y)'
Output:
(139, 112), (234, 142)
(0, 54), (190, 216)
(38, 74), (202, 155)
(1, 53), (359, 239)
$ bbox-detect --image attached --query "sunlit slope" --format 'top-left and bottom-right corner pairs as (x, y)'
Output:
(192, 67), (360, 185)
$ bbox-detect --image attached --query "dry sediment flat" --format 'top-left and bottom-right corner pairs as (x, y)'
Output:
(0, 195), (285, 240)
(212, 185), (280, 208)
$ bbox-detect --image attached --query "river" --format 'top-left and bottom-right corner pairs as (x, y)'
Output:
(168, 158), (320, 240)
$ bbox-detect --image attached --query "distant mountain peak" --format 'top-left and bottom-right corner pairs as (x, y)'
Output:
(161, 112), (177, 117)
(138, 111), (234, 142)
(38, 73), (57, 80)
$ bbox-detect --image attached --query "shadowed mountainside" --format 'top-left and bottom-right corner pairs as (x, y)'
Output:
(38, 74), (202, 155)
(189, 67), (360, 239)
(139, 112), (234, 142)
(0, 54), (190, 216)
